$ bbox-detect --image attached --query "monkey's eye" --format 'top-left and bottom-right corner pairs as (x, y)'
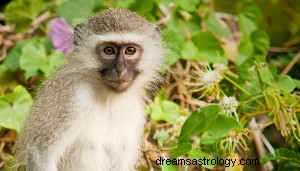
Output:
(103, 46), (115, 55)
(125, 47), (136, 55)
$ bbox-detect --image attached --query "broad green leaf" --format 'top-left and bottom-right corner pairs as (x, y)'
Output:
(258, 67), (296, 93)
(192, 31), (226, 64)
(237, 2), (261, 66)
(251, 30), (270, 55)
(19, 41), (48, 79)
(2, 40), (27, 71)
(188, 149), (214, 168)
(129, 0), (154, 15)
(56, 0), (101, 26)
(204, 12), (231, 39)
(162, 27), (183, 67)
(161, 164), (179, 171)
(238, 2), (260, 36)
(0, 86), (32, 132)
(201, 114), (243, 144)
(275, 75), (296, 93)
(4, 0), (47, 33)
(3, 38), (52, 72)
(237, 36), (253, 66)
(181, 40), (204, 61)
(178, 105), (221, 143)
(40, 51), (67, 77)
(261, 148), (300, 165)
(175, 0), (200, 12)
(172, 141), (192, 158)
(294, 79), (300, 89)
(149, 99), (182, 124)
(110, 0), (135, 8)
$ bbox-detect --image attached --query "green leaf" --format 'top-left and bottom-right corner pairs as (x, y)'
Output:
(237, 36), (254, 66)
(178, 105), (222, 143)
(175, 0), (200, 12)
(260, 148), (300, 165)
(19, 40), (48, 79)
(181, 40), (204, 61)
(238, 2), (260, 36)
(3, 38), (52, 72)
(0, 86), (32, 132)
(204, 12), (231, 39)
(4, 0), (47, 33)
(56, 0), (101, 26)
(201, 114), (243, 144)
(294, 79), (300, 89)
(2, 40), (27, 71)
(40, 51), (67, 77)
(161, 162), (179, 171)
(258, 67), (296, 93)
(163, 27), (183, 67)
(275, 75), (296, 93)
(110, 0), (135, 8)
(251, 30), (270, 55)
(172, 142), (192, 158)
(192, 31), (226, 64)
(149, 98), (182, 124)
(188, 149), (214, 168)
(129, 0), (154, 15)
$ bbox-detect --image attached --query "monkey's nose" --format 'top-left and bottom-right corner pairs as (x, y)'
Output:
(116, 68), (128, 77)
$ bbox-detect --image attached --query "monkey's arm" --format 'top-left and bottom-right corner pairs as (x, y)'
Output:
(14, 71), (81, 171)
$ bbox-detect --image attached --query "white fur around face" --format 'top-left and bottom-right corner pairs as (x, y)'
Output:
(72, 32), (164, 82)
(58, 82), (145, 171)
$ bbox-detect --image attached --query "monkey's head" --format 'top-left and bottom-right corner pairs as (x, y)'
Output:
(71, 8), (165, 92)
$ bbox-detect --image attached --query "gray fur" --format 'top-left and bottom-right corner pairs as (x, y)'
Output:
(14, 8), (165, 171)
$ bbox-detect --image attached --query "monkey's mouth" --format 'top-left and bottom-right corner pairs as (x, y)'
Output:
(103, 79), (133, 92)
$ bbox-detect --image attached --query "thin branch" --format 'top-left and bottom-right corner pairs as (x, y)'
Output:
(268, 46), (300, 52)
(280, 51), (300, 76)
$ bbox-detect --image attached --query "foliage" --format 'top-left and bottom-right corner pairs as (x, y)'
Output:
(1, 0), (300, 170)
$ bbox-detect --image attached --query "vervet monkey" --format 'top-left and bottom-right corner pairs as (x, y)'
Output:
(14, 8), (165, 171)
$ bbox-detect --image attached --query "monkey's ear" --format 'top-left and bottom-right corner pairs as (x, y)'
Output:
(74, 22), (87, 45)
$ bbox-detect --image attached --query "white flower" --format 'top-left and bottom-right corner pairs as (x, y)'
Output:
(220, 96), (238, 116)
(201, 71), (223, 88)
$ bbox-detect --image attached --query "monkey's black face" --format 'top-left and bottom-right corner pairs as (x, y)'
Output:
(96, 42), (142, 92)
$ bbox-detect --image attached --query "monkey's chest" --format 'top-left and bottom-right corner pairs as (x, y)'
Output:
(63, 103), (144, 170)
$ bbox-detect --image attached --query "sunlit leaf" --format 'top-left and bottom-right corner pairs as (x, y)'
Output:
(148, 99), (181, 124)
(56, 0), (101, 26)
(275, 75), (296, 93)
(204, 12), (231, 39)
(251, 30), (270, 55)
(192, 31), (226, 64)
(172, 141), (192, 158)
(178, 105), (221, 143)
(175, 0), (200, 12)
(19, 41), (48, 79)
(40, 51), (67, 77)
(129, 0), (154, 15)
(0, 86), (32, 132)
(181, 40), (204, 61)
(188, 149), (214, 168)
(201, 114), (243, 144)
